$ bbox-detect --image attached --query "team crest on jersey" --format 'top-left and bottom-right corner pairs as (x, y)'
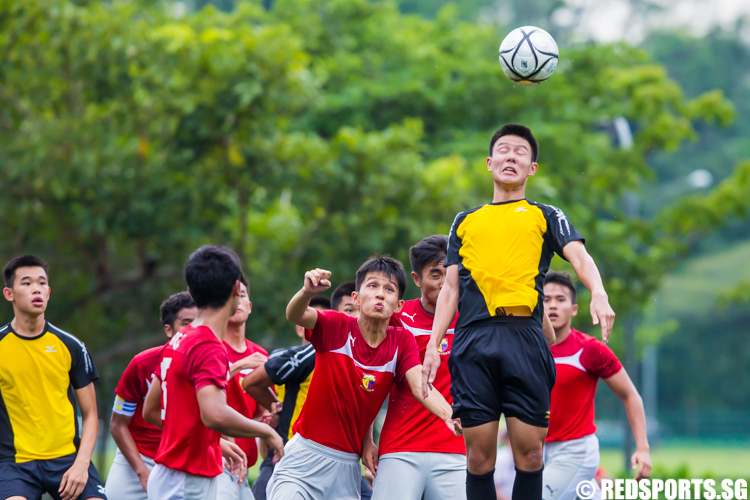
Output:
(439, 338), (450, 355)
(361, 374), (377, 392)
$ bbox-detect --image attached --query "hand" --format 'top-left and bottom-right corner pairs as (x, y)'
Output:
(590, 291), (615, 343)
(631, 448), (651, 480)
(261, 401), (282, 428)
(421, 345), (441, 399)
(220, 439), (248, 484)
(58, 458), (89, 500)
(303, 268), (332, 295)
(361, 436), (379, 478)
(446, 417), (463, 437)
(230, 352), (269, 378)
(136, 466), (150, 493)
(263, 428), (285, 464)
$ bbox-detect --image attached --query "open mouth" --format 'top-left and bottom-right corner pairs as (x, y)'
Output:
(32, 299), (44, 306)
(548, 313), (558, 320)
(502, 166), (517, 174)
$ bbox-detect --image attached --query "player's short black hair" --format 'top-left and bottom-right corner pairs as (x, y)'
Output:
(331, 281), (356, 312)
(544, 271), (577, 304)
(160, 292), (196, 327)
(409, 235), (449, 278)
(490, 124), (539, 162)
(3, 255), (49, 288)
(309, 296), (331, 310)
(184, 245), (242, 309)
(355, 255), (407, 300)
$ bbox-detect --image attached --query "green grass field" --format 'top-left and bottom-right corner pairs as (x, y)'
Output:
(600, 443), (750, 479)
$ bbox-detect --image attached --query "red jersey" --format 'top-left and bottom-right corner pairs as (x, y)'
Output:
(153, 325), (229, 477)
(224, 339), (268, 467)
(294, 310), (420, 455)
(546, 329), (622, 443)
(378, 299), (464, 456)
(113, 345), (165, 459)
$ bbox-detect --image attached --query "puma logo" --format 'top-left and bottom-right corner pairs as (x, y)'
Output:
(402, 312), (417, 321)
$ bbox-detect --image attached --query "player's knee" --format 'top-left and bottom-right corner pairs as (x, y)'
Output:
(515, 448), (544, 471)
(466, 448), (496, 474)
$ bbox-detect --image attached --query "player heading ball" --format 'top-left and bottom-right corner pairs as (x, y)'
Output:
(269, 256), (461, 500)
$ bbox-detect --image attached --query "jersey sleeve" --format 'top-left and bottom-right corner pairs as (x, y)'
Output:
(306, 309), (350, 352)
(395, 328), (421, 383)
(543, 205), (584, 258)
(580, 339), (622, 379)
(265, 345), (316, 386)
(58, 332), (99, 389)
(444, 212), (465, 267)
(185, 341), (230, 392)
(113, 357), (145, 415)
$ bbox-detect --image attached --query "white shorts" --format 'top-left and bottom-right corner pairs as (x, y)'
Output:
(105, 448), (156, 500)
(216, 467), (255, 500)
(371, 452), (466, 500)
(146, 463), (219, 500)
(267, 434), (361, 500)
(543, 434), (601, 500)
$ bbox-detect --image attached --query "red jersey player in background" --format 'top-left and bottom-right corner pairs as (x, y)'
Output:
(219, 276), (270, 500)
(373, 235), (466, 500)
(106, 292), (197, 500)
(267, 257), (461, 500)
(142, 245), (284, 500)
(542, 271), (650, 500)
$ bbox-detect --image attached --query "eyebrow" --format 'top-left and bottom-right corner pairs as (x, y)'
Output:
(496, 142), (528, 149)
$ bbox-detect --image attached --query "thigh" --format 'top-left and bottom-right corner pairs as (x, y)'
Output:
(105, 451), (148, 500)
(424, 453), (467, 500)
(449, 327), (503, 428)
(0, 462), (43, 500)
(542, 440), (588, 500)
(183, 473), (217, 500)
(463, 420), (499, 475)
(267, 440), (331, 500)
(327, 460), (360, 500)
(251, 458), (274, 500)
(216, 469), (239, 500)
(371, 454), (426, 500)
(38, 455), (106, 500)
(146, 464), (185, 500)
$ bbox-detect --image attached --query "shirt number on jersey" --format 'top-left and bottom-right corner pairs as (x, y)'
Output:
(160, 357), (173, 420)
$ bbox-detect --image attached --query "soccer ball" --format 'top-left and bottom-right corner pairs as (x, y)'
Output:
(498, 26), (559, 86)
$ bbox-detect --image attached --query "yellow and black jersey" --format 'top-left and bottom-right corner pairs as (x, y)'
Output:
(0, 322), (98, 463)
(265, 343), (315, 443)
(446, 199), (584, 329)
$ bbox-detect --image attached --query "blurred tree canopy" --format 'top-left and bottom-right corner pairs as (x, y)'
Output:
(1, 0), (749, 395)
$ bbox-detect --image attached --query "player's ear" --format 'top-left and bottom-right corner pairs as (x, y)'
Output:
(164, 324), (174, 338)
(528, 161), (539, 176)
(411, 271), (421, 288)
(351, 291), (360, 308)
(2, 287), (13, 302)
(572, 303), (578, 317)
(486, 156), (493, 171)
(393, 299), (405, 314)
(247, 301), (252, 314)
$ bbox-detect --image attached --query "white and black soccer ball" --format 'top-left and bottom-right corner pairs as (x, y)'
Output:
(498, 26), (559, 86)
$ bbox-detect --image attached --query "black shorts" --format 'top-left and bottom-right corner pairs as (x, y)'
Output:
(449, 318), (556, 428)
(0, 453), (106, 500)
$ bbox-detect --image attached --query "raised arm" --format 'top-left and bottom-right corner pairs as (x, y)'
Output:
(562, 240), (615, 342)
(406, 366), (461, 436)
(286, 268), (332, 330)
(422, 265), (459, 398)
(604, 369), (651, 480)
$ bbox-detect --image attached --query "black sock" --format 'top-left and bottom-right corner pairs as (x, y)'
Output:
(467, 469), (497, 500)
(512, 465), (544, 500)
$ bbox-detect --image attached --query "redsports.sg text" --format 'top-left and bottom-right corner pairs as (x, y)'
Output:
(576, 478), (748, 499)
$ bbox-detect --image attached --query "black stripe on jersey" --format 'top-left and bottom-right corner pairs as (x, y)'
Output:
(0, 323), (14, 463)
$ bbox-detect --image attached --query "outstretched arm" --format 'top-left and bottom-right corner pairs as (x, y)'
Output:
(286, 268), (332, 330)
(604, 369), (651, 480)
(422, 265), (459, 398)
(563, 240), (615, 342)
(242, 365), (280, 411)
(406, 366), (461, 436)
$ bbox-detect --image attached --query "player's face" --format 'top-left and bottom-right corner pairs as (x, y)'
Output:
(228, 282), (252, 326)
(487, 135), (538, 188)
(336, 294), (359, 318)
(165, 306), (198, 338)
(543, 283), (578, 329)
(412, 260), (446, 309)
(353, 272), (404, 320)
(2, 266), (50, 316)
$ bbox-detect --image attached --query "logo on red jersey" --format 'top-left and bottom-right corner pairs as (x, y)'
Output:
(361, 373), (376, 392)
(439, 338), (450, 355)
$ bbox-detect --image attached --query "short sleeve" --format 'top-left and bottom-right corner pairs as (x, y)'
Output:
(543, 205), (584, 258)
(444, 212), (465, 267)
(306, 310), (351, 353)
(57, 331), (98, 389)
(185, 341), (229, 393)
(580, 340), (622, 379)
(266, 344), (316, 386)
(394, 328), (421, 383)
(114, 357), (144, 406)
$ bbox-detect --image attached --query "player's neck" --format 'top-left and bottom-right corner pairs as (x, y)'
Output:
(357, 314), (389, 348)
(224, 323), (247, 351)
(192, 306), (232, 341)
(554, 324), (573, 344)
(492, 181), (526, 203)
(10, 311), (46, 338)
(419, 297), (436, 315)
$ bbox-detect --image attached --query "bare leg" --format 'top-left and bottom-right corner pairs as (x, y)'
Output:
(505, 416), (547, 471)
(464, 420), (500, 475)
